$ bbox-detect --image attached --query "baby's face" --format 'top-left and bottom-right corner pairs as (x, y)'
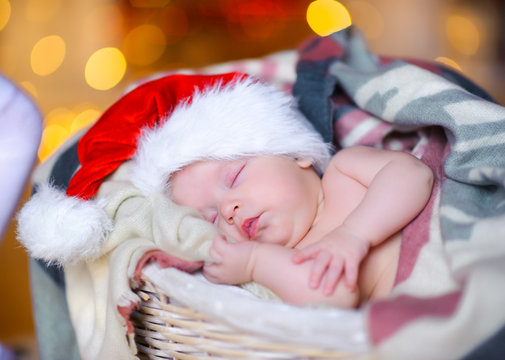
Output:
(170, 156), (321, 247)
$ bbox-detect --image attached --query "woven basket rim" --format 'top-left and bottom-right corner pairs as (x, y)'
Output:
(132, 273), (374, 360)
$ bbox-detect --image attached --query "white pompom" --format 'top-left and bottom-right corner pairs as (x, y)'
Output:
(17, 183), (113, 265)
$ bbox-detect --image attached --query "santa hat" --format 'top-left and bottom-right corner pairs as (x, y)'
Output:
(17, 72), (332, 265)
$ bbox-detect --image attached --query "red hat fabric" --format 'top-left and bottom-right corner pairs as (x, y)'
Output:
(67, 72), (246, 200)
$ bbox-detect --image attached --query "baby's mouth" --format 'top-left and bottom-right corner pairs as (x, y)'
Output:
(241, 216), (260, 239)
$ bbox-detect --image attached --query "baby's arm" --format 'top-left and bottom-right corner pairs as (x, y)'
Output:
(203, 236), (359, 308)
(294, 146), (434, 293)
(252, 242), (360, 307)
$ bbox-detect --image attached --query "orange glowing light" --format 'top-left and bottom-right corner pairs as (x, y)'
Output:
(435, 56), (463, 72)
(446, 15), (480, 56)
(38, 124), (69, 161)
(307, 0), (352, 37)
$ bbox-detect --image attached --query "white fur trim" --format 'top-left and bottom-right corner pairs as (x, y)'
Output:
(17, 183), (113, 265)
(130, 78), (332, 195)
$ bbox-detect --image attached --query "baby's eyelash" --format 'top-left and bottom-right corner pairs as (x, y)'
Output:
(228, 162), (246, 187)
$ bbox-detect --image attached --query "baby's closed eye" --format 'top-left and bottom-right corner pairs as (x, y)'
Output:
(224, 160), (247, 188)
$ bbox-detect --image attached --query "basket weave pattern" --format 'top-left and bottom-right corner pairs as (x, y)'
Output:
(132, 277), (364, 360)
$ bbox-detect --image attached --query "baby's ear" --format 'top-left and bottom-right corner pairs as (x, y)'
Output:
(295, 158), (313, 169)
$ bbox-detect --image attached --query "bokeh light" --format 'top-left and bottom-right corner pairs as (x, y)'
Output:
(30, 35), (66, 76)
(123, 24), (167, 66)
(38, 107), (74, 161)
(39, 106), (101, 161)
(345, 0), (383, 40)
(70, 108), (100, 133)
(38, 124), (69, 161)
(0, 0), (11, 31)
(306, 0), (352, 37)
(446, 15), (480, 56)
(435, 56), (463, 72)
(45, 107), (75, 127)
(85, 47), (126, 90)
(26, 0), (61, 23)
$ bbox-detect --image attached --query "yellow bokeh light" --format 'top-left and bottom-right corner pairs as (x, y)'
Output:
(446, 15), (480, 56)
(31, 35), (66, 76)
(38, 106), (102, 161)
(85, 47), (126, 91)
(19, 81), (38, 99)
(307, 0), (352, 37)
(71, 109), (100, 134)
(345, 1), (383, 40)
(123, 24), (167, 66)
(38, 124), (69, 161)
(45, 107), (75, 126)
(435, 56), (463, 72)
(0, 0), (11, 31)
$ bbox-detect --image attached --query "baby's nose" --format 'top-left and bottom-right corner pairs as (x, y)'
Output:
(221, 200), (239, 224)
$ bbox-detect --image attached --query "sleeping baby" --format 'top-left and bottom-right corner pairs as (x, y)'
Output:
(170, 145), (433, 308)
(18, 71), (433, 309)
(161, 75), (434, 308)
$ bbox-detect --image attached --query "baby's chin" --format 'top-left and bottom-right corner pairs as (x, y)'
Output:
(255, 229), (296, 248)
(259, 222), (302, 248)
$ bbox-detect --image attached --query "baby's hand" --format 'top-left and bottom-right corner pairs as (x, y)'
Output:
(203, 235), (257, 285)
(292, 226), (370, 295)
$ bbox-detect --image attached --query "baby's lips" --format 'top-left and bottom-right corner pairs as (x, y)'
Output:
(241, 216), (259, 239)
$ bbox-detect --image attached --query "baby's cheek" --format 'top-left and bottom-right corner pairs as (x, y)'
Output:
(262, 218), (296, 247)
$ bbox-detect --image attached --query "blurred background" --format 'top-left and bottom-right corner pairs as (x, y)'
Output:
(0, 0), (503, 358)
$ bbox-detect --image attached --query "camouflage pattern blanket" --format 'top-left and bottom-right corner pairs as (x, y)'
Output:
(293, 26), (505, 360)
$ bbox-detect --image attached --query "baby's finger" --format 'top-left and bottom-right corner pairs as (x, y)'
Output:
(208, 247), (221, 262)
(292, 246), (319, 264)
(344, 261), (359, 290)
(323, 258), (344, 296)
(203, 264), (220, 283)
(211, 235), (228, 252)
(209, 240), (224, 262)
(309, 252), (331, 289)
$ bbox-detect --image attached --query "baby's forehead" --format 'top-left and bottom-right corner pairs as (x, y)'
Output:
(172, 154), (302, 181)
(170, 158), (231, 186)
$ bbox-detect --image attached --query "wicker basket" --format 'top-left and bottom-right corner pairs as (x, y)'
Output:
(132, 275), (374, 360)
